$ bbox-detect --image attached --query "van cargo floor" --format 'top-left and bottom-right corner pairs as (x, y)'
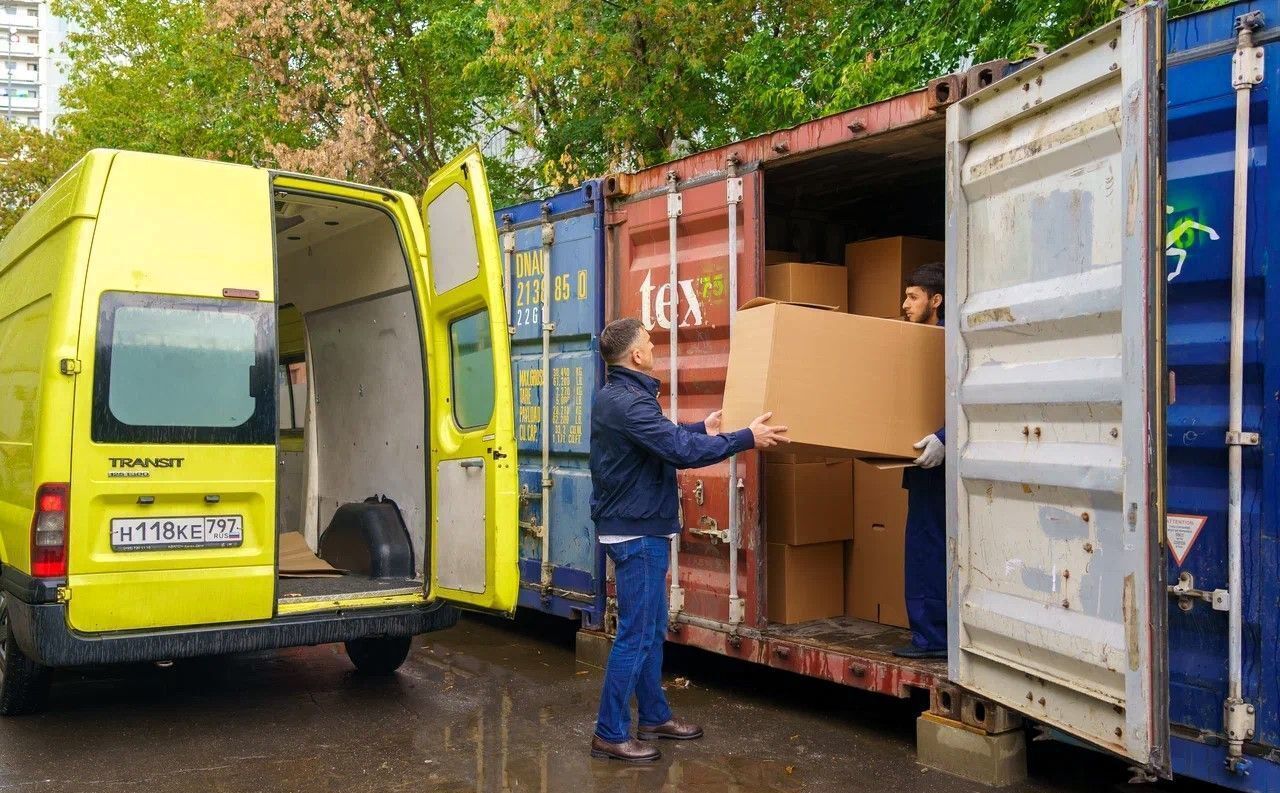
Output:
(277, 574), (422, 604)
(762, 616), (947, 675)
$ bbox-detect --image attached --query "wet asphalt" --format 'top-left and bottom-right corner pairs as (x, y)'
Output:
(0, 612), (1234, 792)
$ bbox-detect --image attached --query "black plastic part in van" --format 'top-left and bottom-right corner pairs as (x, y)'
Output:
(319, 498), (416, 579)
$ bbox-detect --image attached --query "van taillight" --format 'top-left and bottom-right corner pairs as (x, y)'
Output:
(31, 483), (69, 578)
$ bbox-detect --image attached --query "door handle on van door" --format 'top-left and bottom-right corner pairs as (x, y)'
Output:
(460, 460), (484, 470)
(489, 448), (508, 460)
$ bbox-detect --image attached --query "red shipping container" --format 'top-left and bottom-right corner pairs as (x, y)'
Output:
(601, 86), (950, 698)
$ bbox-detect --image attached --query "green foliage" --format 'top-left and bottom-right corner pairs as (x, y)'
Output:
(0, 0), (1245, 238)
(0, 124), (83, 235)
(51, 0), (290, 162)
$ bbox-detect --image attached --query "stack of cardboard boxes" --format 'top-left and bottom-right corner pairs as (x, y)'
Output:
(729, 237), (943, 626)
(756, 257), (851, 623)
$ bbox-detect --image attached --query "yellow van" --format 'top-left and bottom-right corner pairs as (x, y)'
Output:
(0, 149), (518, 714)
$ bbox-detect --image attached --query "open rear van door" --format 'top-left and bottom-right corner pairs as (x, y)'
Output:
(420, 149), (519, 615)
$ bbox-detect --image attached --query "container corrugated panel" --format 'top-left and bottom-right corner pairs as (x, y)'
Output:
(607, 173), (766, 626)
(496, 181), (606, 627)
(1165, 3), (1280, 788)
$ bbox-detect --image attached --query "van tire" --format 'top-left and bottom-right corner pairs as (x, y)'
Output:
(0, 595), (50, 716)
(344, 636), (412, 675)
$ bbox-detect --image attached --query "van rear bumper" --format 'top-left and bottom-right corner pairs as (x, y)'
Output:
(5, 599), (459, 667)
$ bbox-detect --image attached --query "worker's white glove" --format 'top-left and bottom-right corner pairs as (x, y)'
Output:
(913, 434), (945, 469)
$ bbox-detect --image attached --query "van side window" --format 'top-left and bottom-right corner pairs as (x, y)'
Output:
(450, 309), (495, 429)
(92, 292), (275, 445)
(427, 182), (481, 294)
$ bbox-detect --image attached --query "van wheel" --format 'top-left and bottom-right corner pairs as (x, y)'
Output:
(0, 595), (50, 716)
(344, 636), (412, 675)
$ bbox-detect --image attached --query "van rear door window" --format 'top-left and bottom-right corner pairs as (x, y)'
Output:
(92, 292), (275, 444)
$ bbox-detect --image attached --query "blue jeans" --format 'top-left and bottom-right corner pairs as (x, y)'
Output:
(595, 536), (673, 743)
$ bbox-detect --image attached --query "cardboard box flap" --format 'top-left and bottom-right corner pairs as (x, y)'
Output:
(740, 296), (838, 312)
(859, 457), (919, 469)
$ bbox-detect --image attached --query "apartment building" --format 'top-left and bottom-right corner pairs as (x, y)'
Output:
(1, 0), (68, 130)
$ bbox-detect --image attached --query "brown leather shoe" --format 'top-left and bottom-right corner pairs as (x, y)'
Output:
(590, 735), (661, 762)
(637, 718), (704, 740)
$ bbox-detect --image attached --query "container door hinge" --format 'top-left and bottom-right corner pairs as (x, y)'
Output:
(1233, 13), (1265, 89)
(56, 586), (71, 603)
(667, 192), (683, 219)
(1167, 571), (1229, 612)
(668, 587), (685, 620)
(1225, 430), (1260, 446)
(726, 177), (743, 206)
(1224, 699), (1257, 744)
(59, 358), (81, 375)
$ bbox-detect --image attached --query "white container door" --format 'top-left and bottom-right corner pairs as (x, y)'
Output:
(945, 3), (1169, 774)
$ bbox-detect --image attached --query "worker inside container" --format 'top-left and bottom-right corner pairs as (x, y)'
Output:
(895, 262), (948, 659)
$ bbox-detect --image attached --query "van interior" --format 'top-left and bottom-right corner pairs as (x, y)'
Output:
(272, 190), (428, 607)
(756, 115), (947, 665)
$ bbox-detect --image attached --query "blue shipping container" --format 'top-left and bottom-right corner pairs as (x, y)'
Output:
(495, 182), (606, 628)
(1165, 3), (1280, 788)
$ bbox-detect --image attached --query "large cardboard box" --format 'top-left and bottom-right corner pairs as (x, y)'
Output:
(845, 461), (909, 628)
(766, 460), (854, 544)
(767, 542), (845, 624)
(722, 299), (944, 459)
(844, 236), (944, 318)
(765, 249), (800, 265)
(765, 263), (848, 312)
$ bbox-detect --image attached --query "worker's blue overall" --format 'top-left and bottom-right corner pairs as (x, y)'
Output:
(901, 427), (946, 652)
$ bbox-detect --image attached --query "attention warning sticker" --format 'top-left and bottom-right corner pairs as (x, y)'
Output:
(1167, 514), (1208, 567)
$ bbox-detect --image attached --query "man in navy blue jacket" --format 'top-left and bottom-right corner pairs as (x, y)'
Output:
(588, 317), (787, 762)
(895, 262), (947, 659)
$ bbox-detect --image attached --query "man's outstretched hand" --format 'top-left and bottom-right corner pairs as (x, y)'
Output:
(749, 412), (790, 449)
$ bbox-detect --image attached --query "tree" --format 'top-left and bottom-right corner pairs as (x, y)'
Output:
(485, 0), (782, 189)
(52, 0), (290, 163)
(47, 0), (525, 208)
(209, 0), (529, 200)
(0, 124), (84, 235)
(487, 0), (1237, 189)
(0, 0), (1241, 240)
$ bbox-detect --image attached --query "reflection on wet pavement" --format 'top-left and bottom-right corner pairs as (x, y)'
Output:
(0, 614), (1216, 793)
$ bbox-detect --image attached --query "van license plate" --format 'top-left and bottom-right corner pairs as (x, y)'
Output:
(110, 516), (244, 551)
